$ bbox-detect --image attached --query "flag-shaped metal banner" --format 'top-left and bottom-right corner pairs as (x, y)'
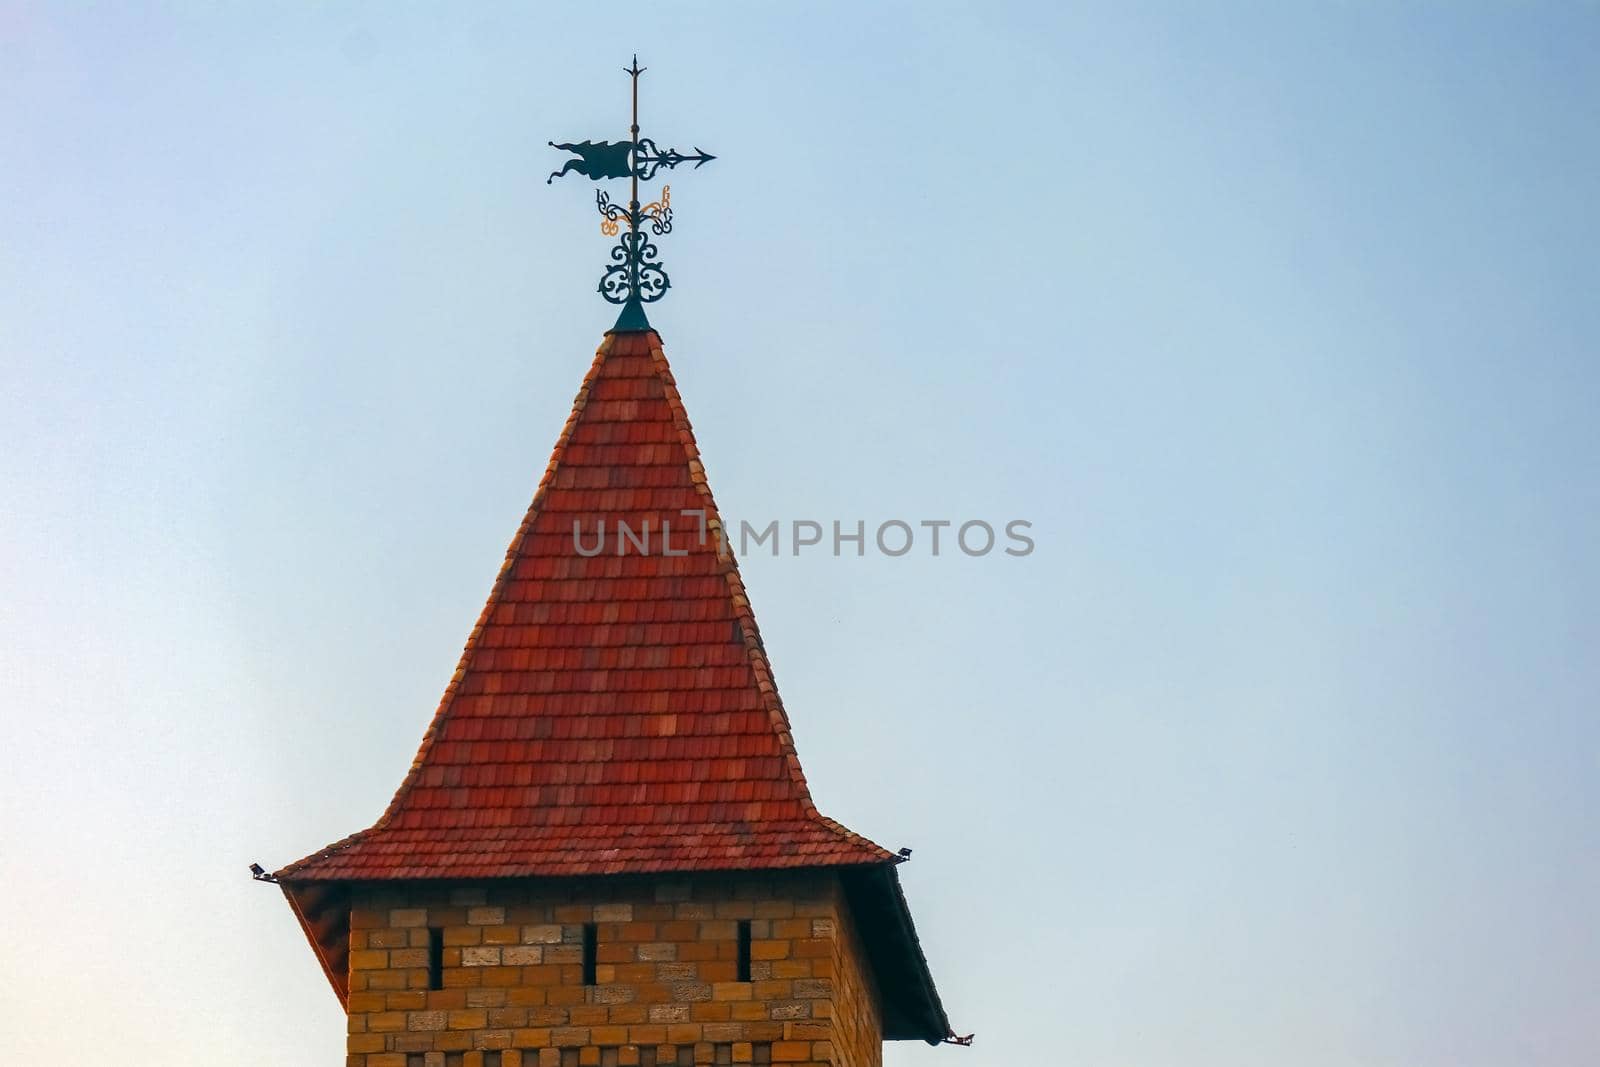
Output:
(547, 57), (716, 331)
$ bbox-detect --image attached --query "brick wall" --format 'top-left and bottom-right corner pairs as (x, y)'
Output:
(822, 896), (881, 1067)
(343, 872), (883, 1067)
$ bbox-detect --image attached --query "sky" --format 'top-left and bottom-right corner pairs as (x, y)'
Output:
(2, 2), (1598, 1065)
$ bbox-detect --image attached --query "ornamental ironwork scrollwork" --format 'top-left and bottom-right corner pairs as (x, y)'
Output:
(598, 229), (671, 306)
(596, 190), (630, 236)
(596, 187), (672, 238)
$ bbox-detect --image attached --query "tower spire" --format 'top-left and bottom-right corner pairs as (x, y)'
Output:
(262, 58), (962, 1058)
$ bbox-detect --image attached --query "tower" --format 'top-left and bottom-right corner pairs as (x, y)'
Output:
(264, 60), (958, 1067)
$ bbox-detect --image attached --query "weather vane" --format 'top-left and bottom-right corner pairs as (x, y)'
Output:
(548, 56), (716, 331)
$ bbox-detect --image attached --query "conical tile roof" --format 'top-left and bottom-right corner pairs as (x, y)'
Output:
(277, 330), (893, 881)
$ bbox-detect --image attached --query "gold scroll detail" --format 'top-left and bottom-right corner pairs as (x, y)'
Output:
(601, 185), (671, 236)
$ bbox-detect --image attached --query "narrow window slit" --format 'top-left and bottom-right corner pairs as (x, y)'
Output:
(427, 927), (444, 990)
(582, 921), (598, 985)
(736, 918), (752, 982)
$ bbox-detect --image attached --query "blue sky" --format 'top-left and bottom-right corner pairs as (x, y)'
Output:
(2, 3), (1597, 1065)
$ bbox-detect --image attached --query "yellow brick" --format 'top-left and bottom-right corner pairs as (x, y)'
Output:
(371, 970), (412, 991)
(792, 938), (830, 959)
(551, 1027), (589, 1047)
(547, 984), (586, 1006)
(749, 941), (788, 961)
(427, 989), (468, 1010)
(471, 989), (510, 1010)
(770, 919), (811, 939)
(753, 901), (795, 920)
(483, 966), (523, 987)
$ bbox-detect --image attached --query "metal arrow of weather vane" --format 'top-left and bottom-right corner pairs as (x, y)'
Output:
(547, 56), (715, 331)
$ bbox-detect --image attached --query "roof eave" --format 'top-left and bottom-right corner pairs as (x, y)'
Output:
(840, 862), (954, 1044)
(280, 880), (352, 1008)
